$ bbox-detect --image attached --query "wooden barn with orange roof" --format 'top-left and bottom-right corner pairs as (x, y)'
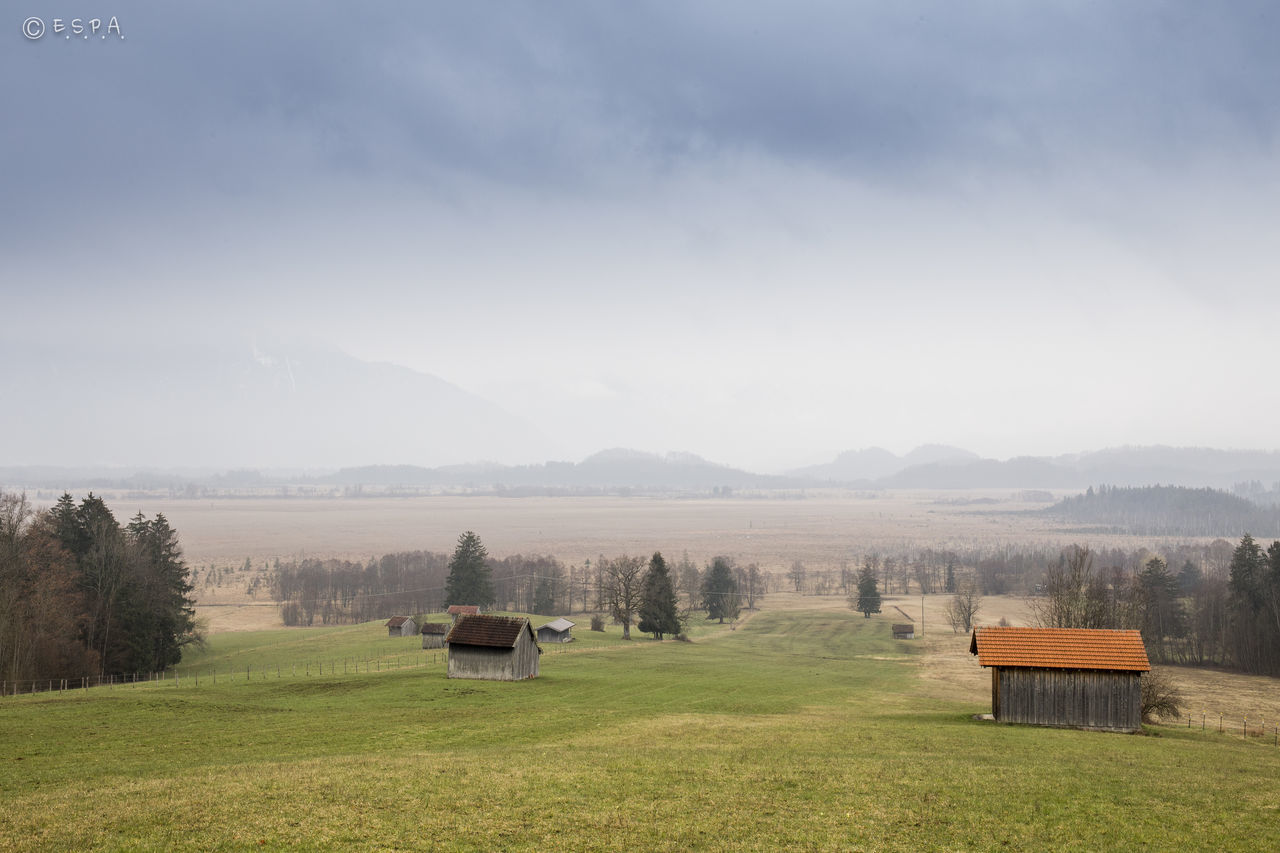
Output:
(970, 626), (1150, 732)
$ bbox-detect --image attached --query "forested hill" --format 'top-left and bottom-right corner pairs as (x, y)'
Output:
(1045, 485), (1280, 537)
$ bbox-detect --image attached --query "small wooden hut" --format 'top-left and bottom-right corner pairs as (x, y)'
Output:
(536, 618), (576, 644)
(970, 626), (1150, 732)
(421, 621), (450, 649)
(385, 615), (418, 637)
(892, 623), (915, 640)
(447, 605), (480, 623)
(446, 615), (541, 681)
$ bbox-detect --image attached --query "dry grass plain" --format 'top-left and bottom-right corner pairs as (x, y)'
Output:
(113, 490), (1135, 571)
(111, 490), (1276, 730)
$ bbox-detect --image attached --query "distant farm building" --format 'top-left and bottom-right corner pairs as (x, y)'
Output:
(385, 616), (418, 637)
(446, 615), (541, 681)
(447, 605), (480, 622)
(970, 626), (1150, 733)
(536, 618), (576, 644)
(421, 621), (450, 649)
(892, 623), (915, 640)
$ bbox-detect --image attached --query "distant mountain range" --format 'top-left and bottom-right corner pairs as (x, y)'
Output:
(3, 335), (1280, 495)
(327, 448), (800, 492)
(788, 444), (981, 481)
(788, 445), (1280, 491)
(6, 444), (1280, 497)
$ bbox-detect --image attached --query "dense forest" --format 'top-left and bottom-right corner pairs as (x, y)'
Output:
(0, 491), (197, 687)
(1045, 484), (1280, 536)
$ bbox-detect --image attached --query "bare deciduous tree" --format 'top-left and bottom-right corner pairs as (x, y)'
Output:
(945, 583), (982, 633)
(600, 554), (644, 640)
(1030, 545), (1095, 628)
(788, 559), (806, 593)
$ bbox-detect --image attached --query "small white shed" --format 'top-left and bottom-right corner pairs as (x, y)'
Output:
(536, 618), (576, 644)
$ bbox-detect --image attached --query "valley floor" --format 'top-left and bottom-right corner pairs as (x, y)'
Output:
(3, 594), (1277, 851)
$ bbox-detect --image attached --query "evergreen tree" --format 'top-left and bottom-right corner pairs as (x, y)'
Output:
(30, 494), (197, 677)
(1227, 533), (1280, 674)
(52, 493), (127, 673)
(445, 531), (494, 607)
(852, 565), (881, 618)
(1134, 556), (1184, 661)
(1177, 559), (1202, 596)
(532, 576), (557, 615)
(121, 512), (197, 672)
(638, 551), (680, 639)
(701, 556), (739, 623)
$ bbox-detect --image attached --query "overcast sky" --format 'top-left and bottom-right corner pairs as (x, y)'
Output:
(5, 2), (1279, 471)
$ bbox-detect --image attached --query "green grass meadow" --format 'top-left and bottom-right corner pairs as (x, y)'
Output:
(2, 609), (1277, 851)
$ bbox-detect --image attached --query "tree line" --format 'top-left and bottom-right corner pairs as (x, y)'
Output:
(1031, 535), (1280, 675)
(267, 523), (1280, 675)
(0, 491), (198, 685)
(1047, 484), (1280, 537)
(438, 531), (749, 639)
(270, 531), (758, 638)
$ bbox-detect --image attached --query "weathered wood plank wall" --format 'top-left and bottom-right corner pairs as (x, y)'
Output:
(994, 668), (1141, 732)
(447, 633), (540, 681)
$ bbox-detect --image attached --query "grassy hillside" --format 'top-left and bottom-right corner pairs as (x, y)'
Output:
(2, 609), (1277, 851)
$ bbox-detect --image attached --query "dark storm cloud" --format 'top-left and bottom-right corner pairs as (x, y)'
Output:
(6, 0), (1278, 237)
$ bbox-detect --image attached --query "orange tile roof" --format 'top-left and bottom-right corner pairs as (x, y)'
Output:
(970, 626), (1150, 672)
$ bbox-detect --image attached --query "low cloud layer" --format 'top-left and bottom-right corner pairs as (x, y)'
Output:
(6, 2), (1279, 470)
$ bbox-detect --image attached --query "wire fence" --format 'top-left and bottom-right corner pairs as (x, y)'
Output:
(1176, 711), (1280, 746)
(0, 641), (586, 698)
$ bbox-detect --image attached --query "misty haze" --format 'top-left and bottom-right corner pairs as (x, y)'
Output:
(4, 3), (1278, 851)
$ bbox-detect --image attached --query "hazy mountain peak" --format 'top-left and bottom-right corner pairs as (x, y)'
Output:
(582, 448), (662, 464)
(902, 444), (982, 466)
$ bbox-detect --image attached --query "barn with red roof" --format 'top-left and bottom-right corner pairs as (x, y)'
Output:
(970, 626), (1150, 732)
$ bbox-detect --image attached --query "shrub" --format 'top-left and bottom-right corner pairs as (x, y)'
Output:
(1141, 669), (1185, 723)
(590, 614), (605, 632)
